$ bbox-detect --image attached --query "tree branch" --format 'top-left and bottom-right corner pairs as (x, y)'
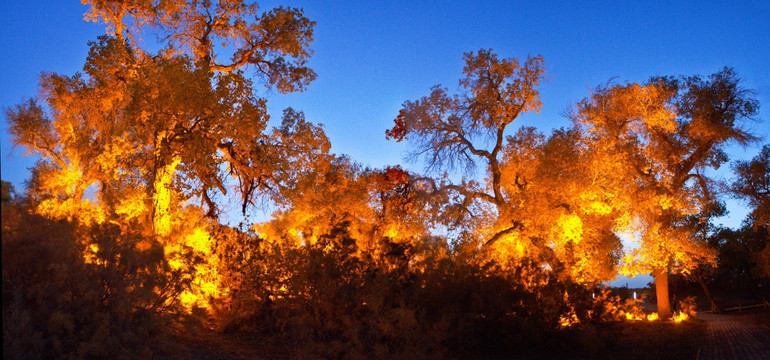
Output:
(485, 222), (524, 247)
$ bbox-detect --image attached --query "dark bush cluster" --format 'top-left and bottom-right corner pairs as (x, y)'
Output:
(2, 196), (646, 360)
(2, 201), (186, 359)
(215, 221), (614, 359)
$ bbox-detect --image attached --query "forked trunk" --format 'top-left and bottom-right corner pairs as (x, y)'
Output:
(654, 267), (672, 319)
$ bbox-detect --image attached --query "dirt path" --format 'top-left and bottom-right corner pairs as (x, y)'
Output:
(165, 325), (291, 360)
(696, 312), (770, 360)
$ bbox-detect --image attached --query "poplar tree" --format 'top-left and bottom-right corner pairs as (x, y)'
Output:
(573, 68), (759, 318)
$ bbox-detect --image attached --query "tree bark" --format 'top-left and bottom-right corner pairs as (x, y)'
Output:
(654, 267), (672, 319)
(153, 156), (180, 238)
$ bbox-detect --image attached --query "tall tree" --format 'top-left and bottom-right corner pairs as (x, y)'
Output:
(387, 49), (546, 242)
(7, 38), (135, 224)
(97, 0), (317, 238)
(122, 48), (328, 236)
(11, 1), (321, 238)
(732, 145), (770, 230)
(573, 68), (759, 318)
(8, 1), (324, 309)
(731, 145), (770, 278)
(389, 50), (625, 284)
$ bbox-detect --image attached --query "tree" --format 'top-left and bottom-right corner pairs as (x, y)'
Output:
(8, 1), (326, 310)
(732, 145), (770, 230)
(573, 68), (759, 318)
(6, 39), (135, 224)
(709, 225), (768, 287)
(122, 49), (329, 237)
(86, 0), (317, 238)
(255, 155), (434, 263)
(498, 127), (626, 283)
(388, 49), (546, 242)
(1, 181), (16, 204)
(731, 145), (770, 278)
(83, 0), (316, 87)
(389, 50), (625, 285)
(10, 1), (322, 238)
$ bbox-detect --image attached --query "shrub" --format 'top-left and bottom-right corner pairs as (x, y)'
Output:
(2, 202), (185, 359)
(216, 221), (603, 359)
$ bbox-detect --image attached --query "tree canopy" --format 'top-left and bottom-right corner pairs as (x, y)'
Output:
(572, 68), (760, 318)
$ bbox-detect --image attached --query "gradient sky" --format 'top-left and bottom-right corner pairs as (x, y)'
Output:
(2, 1), (768, 287)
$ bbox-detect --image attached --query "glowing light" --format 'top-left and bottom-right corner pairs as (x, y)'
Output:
(491, 232), (528, 266)
(115, 189), (148, 221)
(186, 227), (210, 253)
(588, 200), (612, 215)
(624, 311), (644, 321)
(672, 311), (689, 322)
(559, 312), (579, 327)
(152, 156), (181, 237)
(623, 309), (663, 322)
(83, 243), (101, 264)
(383, 225), (399, 239)
(579, 191), (613, 215)
(557, 213), (583, 244)
(168, 226), (227, 311)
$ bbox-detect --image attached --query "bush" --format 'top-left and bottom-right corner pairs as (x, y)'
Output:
(677, 296), (698, 317)
(216, 221), (604, 359)
(2, 201), (185, 359)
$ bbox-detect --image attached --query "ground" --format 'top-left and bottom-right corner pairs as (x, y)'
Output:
(162, 309), (770, 359)
(697, 309), (770, 360)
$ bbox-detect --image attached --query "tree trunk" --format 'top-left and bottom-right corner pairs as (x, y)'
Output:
(697, 278), (720, 312)
(153, 156), (180, 238)
(654, 267), (672, 319)
(72, 185), (87, 221)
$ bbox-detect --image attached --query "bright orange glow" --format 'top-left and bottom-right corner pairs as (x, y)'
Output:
(559, 312), (579, 328)
(186, 227), (210, 253)
(153, 156), (181, 237)
(490, 233), (529, 269)
(114, 188), (148, 221)
(83, 243), (101, 264)
(672, 311), (689, 322)
(168, 225), (226, 310)
(624, 311), (644, 321)
(621, 308), (666, 322)
(587, 200), (612, 215)
(556, 213), (583, 245)
(383, 225), (400, 239)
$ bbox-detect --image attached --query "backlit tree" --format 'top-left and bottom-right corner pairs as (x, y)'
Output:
(7, 38), (135, 225)
(389, 50), (625, 284)
(731, 145), (770, 278)
(78, 0), (318, 237)
(732, 145), (770, 230)
(8, 0), (325, 310)
(573, 68), (759, 318)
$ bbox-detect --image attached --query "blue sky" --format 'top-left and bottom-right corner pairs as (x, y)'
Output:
(2, 1), (768, 287)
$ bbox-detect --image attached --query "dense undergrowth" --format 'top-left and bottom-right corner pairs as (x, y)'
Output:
(2, 200), (186, 359)
(3, 197), (644, 359)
